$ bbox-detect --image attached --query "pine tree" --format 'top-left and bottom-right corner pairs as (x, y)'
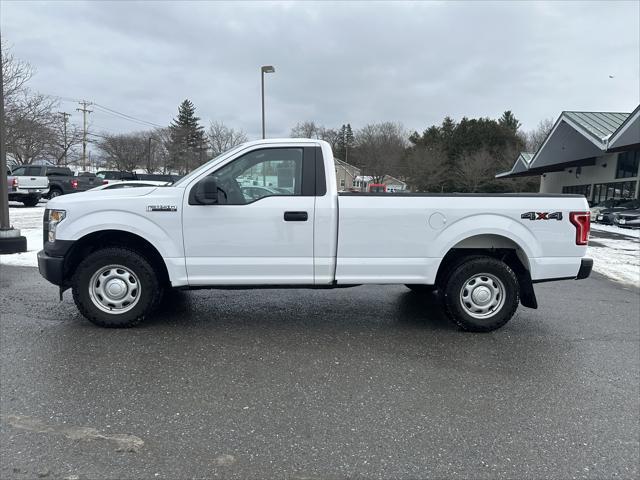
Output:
(168, 99), (206, 173)
(344, 123), (354, 163)
(498, 110), (521, 133)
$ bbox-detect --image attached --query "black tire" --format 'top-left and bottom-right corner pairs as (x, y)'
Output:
(48, 188), (63, 199)
(72, 247), (164, 327)
(441, 256), (519, 332)
(22, 195), (40, 207)
(405, 284), (437, 293)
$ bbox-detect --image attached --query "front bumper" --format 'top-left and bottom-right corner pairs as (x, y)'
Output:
(576, 257), (593, 280)
(37, 250), (65, 286)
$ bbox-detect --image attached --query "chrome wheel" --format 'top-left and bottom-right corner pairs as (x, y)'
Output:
(459, 273), (506, 319)
(88, 264), (141, 314)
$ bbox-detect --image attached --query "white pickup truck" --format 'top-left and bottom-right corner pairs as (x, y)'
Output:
(7, 165), (50, 206)
(38, 139), (592, 331)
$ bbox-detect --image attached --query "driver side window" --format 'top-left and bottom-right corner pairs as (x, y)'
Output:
(203, 148), (304, 205)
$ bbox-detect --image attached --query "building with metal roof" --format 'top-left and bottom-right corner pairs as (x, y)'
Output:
(497, 105), (640, 204)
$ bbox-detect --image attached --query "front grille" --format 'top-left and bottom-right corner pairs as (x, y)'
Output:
(43, 209), (49, 246)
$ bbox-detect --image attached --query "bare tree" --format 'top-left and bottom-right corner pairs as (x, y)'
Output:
(525, 118), (554, 153)
(290, 121), (321, 139)
(455, 149), (494, 192)
(1, 41), (34, 102)
(47, 116), (83, 165)
(5, 91), (59, 164)
(402, 145), (449, 192)
(207, 121), (248, 157)
(97, 132), (148, 171)
(353, 122), (407, 183)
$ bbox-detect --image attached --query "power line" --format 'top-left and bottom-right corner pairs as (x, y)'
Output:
(92, 103), (163, 128)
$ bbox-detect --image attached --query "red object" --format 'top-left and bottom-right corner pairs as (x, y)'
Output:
(569, 212), (590, 245)
(102, 180), (108, 185)
(12, 177), (18, 188)
(71, 179), (78, 189)
(368, 183), (386, 193)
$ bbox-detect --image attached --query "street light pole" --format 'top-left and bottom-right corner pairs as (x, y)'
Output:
(261, 65), (275, 139)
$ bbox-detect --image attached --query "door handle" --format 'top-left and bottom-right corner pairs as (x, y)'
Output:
(284, 211), (308, 222)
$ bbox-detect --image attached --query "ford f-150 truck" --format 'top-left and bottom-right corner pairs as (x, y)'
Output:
(37, 139), (592, 331)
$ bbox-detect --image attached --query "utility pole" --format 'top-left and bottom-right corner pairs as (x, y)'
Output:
(148, 137), (153, 173)
(58, 112), (71, 165)
(76, 100), (92, 170)
(0, 41), (27, 253)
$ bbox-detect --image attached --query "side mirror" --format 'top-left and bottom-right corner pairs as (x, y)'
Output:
(192, 176), (221, 205)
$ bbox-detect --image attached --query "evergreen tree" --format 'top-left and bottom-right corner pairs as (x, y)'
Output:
(498, 110), (521, 133)
(168, 99), (206, 173)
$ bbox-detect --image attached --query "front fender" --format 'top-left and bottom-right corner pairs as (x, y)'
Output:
(57, 210), (183, 259)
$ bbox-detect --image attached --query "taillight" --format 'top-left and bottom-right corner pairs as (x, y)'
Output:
(12, 177), (18, 187)
(102, 180), (108, 185)
(71, 179), (78, 189)
(570, 212), (590, 245)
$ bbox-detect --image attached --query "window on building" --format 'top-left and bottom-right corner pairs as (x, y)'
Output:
(562, 184), (591, 198)
(616, 151), (639, 179)
(340, 179), (345, 187)
(591, 180), (637, 205)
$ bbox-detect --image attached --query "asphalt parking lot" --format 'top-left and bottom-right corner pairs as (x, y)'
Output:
(1, 265), (638, 479)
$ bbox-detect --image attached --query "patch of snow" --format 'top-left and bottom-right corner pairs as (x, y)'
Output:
(591, 223), (639, 239)
(587, 236), (640, 288)
(0, 205), (45, 267)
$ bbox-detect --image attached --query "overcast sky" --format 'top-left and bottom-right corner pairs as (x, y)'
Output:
(2, 0), (639, 140)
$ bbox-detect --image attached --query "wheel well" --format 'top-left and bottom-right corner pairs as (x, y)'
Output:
(63, 230), (170, 287)
(435, 236), (537, 309)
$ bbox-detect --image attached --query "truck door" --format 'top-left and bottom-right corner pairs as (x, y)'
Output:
(182, 146), (317, 285)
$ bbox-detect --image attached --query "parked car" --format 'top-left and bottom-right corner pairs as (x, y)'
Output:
(96, 170), (137, 185)
(38, 139), (592, 332)
(613, 209), (640, 229)
(6, 165), (50, 206)
(590, 198), (624, 220)
(18, 165), (99, 199)
(595, 199), (640, 224)
(89, 180), (170, 191)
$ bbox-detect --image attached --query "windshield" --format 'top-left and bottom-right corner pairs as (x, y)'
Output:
(171, 144), (247, 187)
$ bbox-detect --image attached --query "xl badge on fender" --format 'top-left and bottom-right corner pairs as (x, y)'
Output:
(521, 211), (563, 221)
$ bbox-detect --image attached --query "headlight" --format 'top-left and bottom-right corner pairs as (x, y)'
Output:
(47, 209), (66, 243)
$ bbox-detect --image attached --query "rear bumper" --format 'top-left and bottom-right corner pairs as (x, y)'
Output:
(576, 257), (593, 280)
(37, 250), (65, 286)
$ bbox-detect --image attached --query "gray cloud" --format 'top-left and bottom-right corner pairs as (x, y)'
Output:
(2, 0), (638, 139)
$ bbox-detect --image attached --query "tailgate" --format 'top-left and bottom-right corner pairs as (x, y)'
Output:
(15, 176), (49, 189)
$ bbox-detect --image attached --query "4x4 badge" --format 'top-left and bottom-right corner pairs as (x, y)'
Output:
(521, 211), (563, 221)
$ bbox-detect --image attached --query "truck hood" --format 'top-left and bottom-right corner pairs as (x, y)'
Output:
(47, 186), (158, 209)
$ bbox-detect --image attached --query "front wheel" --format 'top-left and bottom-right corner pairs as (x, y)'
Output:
(441, 256), (519, 332)
(72, 247), (164, 327)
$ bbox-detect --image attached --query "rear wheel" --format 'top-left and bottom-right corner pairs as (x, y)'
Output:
(441, 256), (519, 332)
(22, 195), (40, 207)
(72, 247), (164, 327)
(48, 188), (63, 199)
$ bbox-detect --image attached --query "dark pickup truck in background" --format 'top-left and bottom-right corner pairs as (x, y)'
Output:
(15, 165), (99, 198)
